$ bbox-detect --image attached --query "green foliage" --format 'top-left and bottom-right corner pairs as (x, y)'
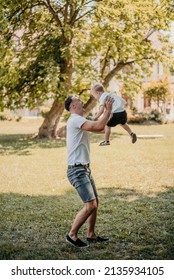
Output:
(0, 1), (66, 109)
(63, 110), (71, 121)
(89, 0), (174, 92)
(148, 109), (164, 123)
(0, 0), (174, 110)
(0, 112), (22, 122)
(0, 114), (8, 121)
(39, 106), (51, 118)
(143, 79), (171, 104)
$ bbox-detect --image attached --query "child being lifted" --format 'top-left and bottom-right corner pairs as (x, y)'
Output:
(91, 83), (137, 146)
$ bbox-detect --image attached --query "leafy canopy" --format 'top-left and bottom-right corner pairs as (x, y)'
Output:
(0, 0), (174, 110)
(143, 78), (171, 102)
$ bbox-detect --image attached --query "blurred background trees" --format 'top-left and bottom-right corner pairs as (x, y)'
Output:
(0, 0), (174, 138)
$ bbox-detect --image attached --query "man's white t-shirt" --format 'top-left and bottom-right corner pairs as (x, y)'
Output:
(66, 113), (90, 165)
(99, 92), (126, 113)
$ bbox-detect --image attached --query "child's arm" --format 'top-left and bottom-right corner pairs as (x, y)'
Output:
(93, 105), (104, 120)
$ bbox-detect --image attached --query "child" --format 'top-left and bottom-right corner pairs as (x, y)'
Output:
(91, 83), (137, 146)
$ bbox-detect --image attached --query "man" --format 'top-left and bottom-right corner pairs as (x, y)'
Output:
(64, 95), (114, 248)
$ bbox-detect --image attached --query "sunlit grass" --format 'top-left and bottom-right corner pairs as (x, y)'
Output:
(0, 119), (174, 259)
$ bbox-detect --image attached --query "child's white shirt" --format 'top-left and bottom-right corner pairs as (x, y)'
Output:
(99, 92), (126, 113)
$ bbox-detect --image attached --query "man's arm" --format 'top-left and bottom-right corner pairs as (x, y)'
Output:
(81, 97), (113, 132)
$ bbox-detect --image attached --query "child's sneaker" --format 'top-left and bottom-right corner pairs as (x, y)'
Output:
(130, 132), (137, 144)
(99, 140), (110, 146)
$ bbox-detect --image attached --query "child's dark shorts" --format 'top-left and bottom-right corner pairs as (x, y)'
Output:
(107, 110), (127, 127)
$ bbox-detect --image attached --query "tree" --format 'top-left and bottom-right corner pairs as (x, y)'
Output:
(0, 0), (97, 138)
(0, 0), (174, 138)
(143, 78), (171, 112)
(82, 0), (174, 112)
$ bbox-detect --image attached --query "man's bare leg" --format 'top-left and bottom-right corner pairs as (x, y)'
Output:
(87, 198), (98, 238)
(69, 199), (98, 241)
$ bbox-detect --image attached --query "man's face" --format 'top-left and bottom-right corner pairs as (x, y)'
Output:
(70, 97), (84, 115)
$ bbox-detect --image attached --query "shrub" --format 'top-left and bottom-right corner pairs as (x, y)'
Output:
(0, 114), (8, 121)
(0, 113), (13, 121)
(0, 112), (22, 122)
(128, 109), (165, 124)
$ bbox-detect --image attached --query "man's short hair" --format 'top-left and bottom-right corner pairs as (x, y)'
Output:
(65, 96), (73, 111)
(92, 83), (104, 93)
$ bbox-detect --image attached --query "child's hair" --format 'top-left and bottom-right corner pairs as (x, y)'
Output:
(92, 83), (104, 93)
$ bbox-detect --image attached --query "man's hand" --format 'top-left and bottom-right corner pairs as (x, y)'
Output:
(104, 96), (114, 112)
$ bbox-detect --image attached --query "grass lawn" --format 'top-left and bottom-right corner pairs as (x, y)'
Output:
(0, 118), (174, 260)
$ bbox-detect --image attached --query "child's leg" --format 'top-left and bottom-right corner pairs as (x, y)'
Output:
(105, 125), (111, 142)
(99, 126), (111, 146)
(121, 123), (137, 143)
(121, 123), (132, 135)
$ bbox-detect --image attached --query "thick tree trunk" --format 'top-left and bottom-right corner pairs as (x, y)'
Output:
(83, 95), (97, 115)
(57, 124), (67, 138)
(37, 100), (64, 138)
(37, 47), (73, 139)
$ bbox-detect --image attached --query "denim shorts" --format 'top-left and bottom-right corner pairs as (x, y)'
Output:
(67, 165), (98, 203)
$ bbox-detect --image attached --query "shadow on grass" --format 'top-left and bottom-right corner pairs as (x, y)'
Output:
(0, 132), (122, 156)
(0, 134), (66, 155)
(0, 186), (174, 260)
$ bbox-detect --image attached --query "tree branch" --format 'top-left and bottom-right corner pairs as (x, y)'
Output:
(100, 46), (111, 77)
(45, 0), (63, 28)
(103, 60), (135, 87)
(74, 7), (95, 23)
(144, 28), (156, 41)
(64, 1), (69, 24)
